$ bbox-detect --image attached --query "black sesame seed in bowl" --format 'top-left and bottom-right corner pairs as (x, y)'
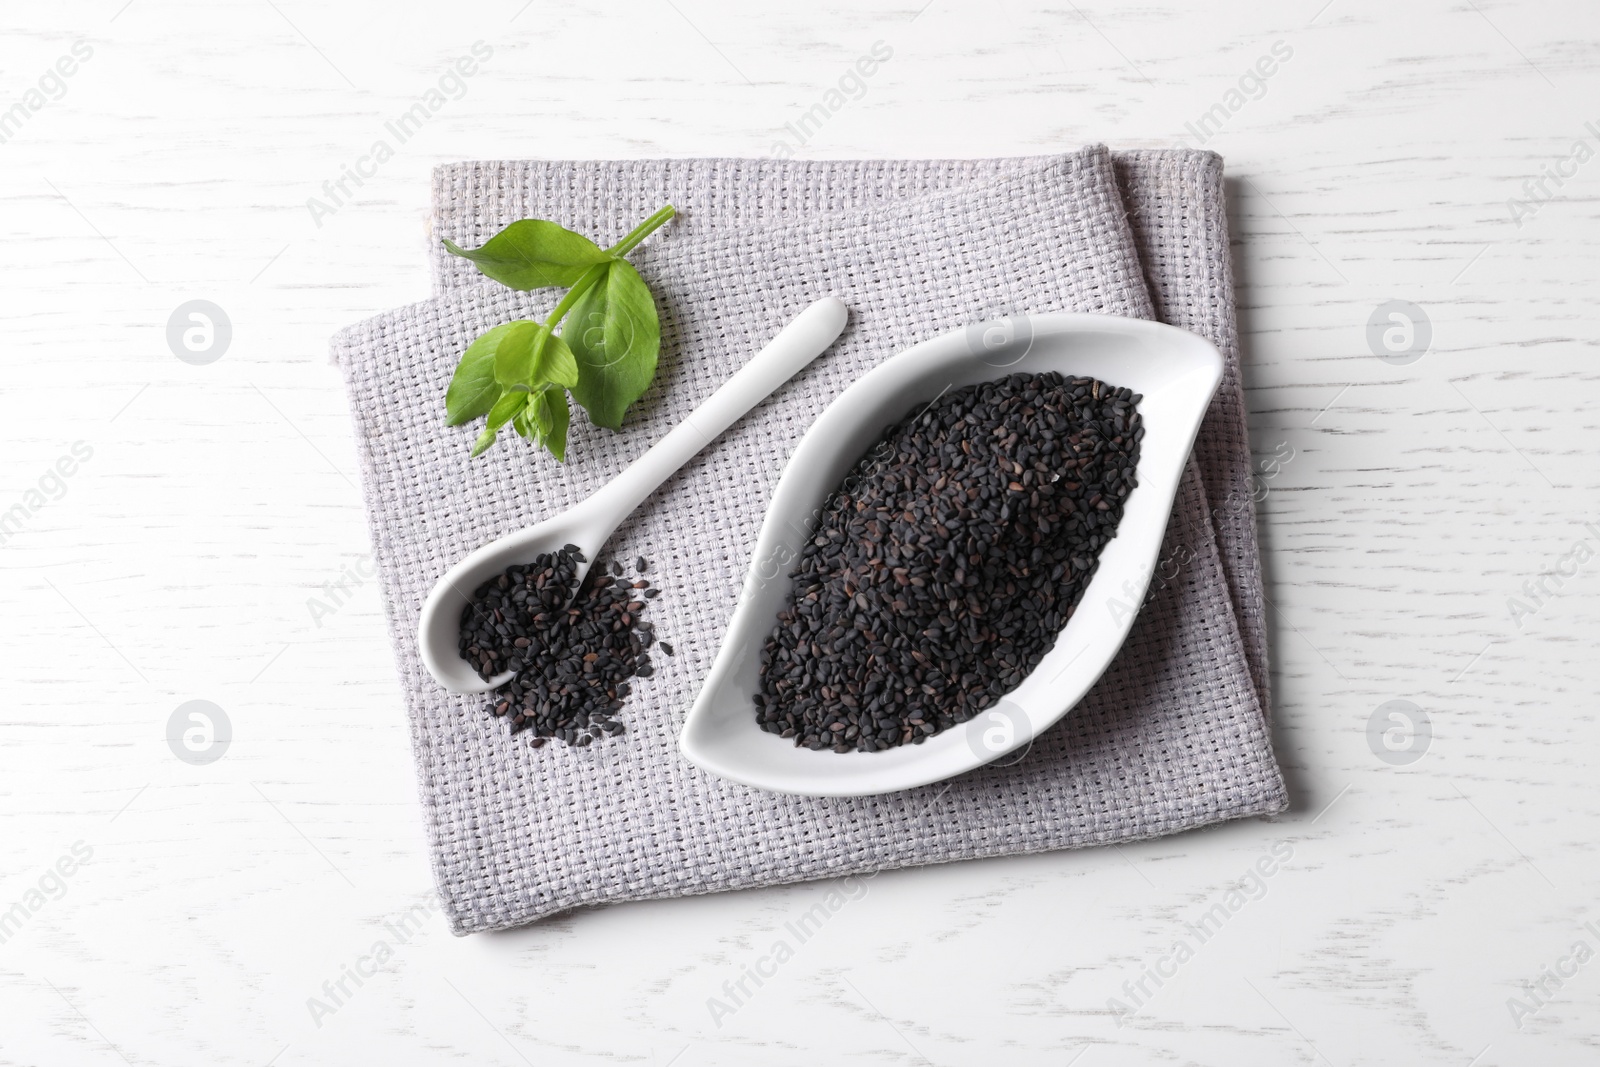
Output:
(754, 371), (1141, 753)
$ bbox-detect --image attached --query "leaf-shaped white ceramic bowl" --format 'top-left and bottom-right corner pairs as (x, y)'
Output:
(680, 313), (1224, 797)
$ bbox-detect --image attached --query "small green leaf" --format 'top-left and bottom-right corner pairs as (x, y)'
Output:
(535, 331), (580, 390)
(487, 389), (528, 431)
(495, 320), (579, 391)
(443, 220), (612, 291)
(565, 260), (660, 430)
(472, 390), (528, 457)
(470, 425), (498, 457)
(492, 321), (540, 388)
(529, 384), (571, 462)
(445, 321), (519, 425)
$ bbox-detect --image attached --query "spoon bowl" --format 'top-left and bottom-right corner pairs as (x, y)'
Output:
(416, 497), (615, 694)
(418, 297), (850, 695)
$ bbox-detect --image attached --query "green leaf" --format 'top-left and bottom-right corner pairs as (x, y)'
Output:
(487, 389), (528, 431)
(443, 220), (612, 291)
(445, 321), (519, 426)
(494, 320), (579, 391)
(565, 261), (660, 430)
(472, 390), (528, 457)
(504, 385), (570, 460)
(471, 425), (498, 457)
(537, 331), (580, 390)
(492, 321), (539, 388)
(529, 384), (570, 462)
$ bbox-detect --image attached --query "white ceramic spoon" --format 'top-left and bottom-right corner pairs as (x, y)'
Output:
(418, 297), (849, 695)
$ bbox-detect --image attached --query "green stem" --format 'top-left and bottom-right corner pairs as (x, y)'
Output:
(524, 205), (675, 396)
(547, 263), (610, 330)
(531, 261), (611, 366)
(545, 205), (674, 333)
(605, 204), (677, 258)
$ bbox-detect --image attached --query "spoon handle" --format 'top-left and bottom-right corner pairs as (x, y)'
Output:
(584, 297), (849, 523)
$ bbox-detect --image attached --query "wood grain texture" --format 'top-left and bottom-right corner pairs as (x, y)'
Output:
(2, 0), (1598, 1064)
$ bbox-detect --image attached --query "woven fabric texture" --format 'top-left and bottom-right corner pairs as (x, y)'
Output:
(333, 145), (1285, 934)
(430, 148), (1270, 718)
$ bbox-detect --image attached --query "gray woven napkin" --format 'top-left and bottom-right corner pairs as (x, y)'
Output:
(334, 145), (1285, 934)
(430, 149), (1271, 719)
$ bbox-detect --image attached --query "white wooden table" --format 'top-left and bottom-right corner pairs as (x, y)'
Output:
(4, 1), (1598, 1064)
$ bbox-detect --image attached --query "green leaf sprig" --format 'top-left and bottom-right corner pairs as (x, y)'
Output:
(442, 204), (676, 460)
